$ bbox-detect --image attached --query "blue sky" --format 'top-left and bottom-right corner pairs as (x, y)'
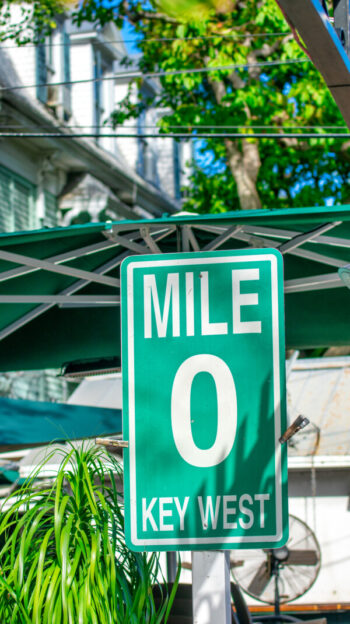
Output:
(121, 20), (141, 54)
(101, 0), (143, 53)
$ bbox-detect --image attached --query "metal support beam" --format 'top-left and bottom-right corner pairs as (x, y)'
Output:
(278, 222), (341, 253)
(195, 223), (346, 267)
(0, 251), (129, 341)
(0, 227), (175, 341)
(0, 249), (119, 287)
(104, 226), (175, 253)
(185, 226), (201, 252)
(0, 295), (119, 304)
(103, 232), (149, 254)
(292, 246), (345, 268)
(277, 0), (350, 128)
(284, 271), (343, 292)
(0, 239), (121, 284)
(202, 225), (242, 251)
(243, 224), (350, 249)
(140, 226), (161, 253)
(182, 225), (191, 251)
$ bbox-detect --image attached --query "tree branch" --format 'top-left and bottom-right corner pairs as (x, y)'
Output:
(206, 72), (261, 210)
(122, 1), (178, 24)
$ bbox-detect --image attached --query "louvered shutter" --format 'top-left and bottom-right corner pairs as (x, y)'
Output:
(13, 180), (34, 230)
(44, 190), (58, 226)
(0, 170), (12, 232)
(36, 43), (47, 103)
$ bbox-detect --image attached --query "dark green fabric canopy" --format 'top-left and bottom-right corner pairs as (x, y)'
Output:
(0, 396), (122, 445)
(0, 205), (349, 370)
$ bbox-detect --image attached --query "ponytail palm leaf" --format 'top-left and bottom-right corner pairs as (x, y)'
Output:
(0, 445), (172, 623)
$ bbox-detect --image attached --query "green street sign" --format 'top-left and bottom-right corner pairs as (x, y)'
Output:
(121, 249), (288, 551)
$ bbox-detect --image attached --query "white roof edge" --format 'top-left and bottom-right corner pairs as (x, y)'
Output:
(289, 355), (350, 370)
(288, 455), (350, 469)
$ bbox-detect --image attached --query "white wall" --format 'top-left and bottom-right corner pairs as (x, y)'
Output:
(157, 136), (176, 197)
(289, 495), (350, 605)
(0, 140), (39, 184)
(99, 69), (114, 155)
(70, 42), (94, 130)
(1, 4), (37, 100)
(114, 80), (139, 170)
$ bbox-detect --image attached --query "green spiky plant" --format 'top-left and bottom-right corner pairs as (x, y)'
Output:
(0, 444), (176, 623)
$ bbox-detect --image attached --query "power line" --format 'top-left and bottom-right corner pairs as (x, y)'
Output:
(0, 31), (289, 50)
(0, 57), (310, 93)
(1, 132), (349, 139)
(111, 124), (349, 129)
(0, 123), (347, 130)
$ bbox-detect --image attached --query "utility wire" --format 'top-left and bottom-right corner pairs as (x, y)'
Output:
(0, 123), (347, 130)
(0, 31), (289, 50)
(1, 132), (349, 139)
(0, 57), (310, 93)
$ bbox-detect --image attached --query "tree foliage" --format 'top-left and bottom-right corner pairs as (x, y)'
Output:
(1, 0), (350, 212)
(86, 0), (350, 212)
(0, 1), (70, 44)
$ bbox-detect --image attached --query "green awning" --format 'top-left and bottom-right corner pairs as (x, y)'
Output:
(0, 396), (122, 446)
(0, 205), (349, 370)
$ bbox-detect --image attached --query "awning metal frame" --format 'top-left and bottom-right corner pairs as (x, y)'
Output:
(0, 224), (176, 341)
(0, 248), (119, 288)
(284, 272), (343, 293)
(0, 239), (121, 284)
(0, 214), (348, 348)
(277, 222), (341, 253)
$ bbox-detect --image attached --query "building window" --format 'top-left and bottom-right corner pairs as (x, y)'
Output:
(36, 29), (71, 120)
(0, 165), (36, 233)
(137, 109), (159, 186)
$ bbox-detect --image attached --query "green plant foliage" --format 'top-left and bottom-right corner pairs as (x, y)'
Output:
(0, 444), (174, 623)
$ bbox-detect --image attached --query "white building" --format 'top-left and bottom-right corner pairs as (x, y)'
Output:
(0, 15), (186, 228)
(0, 15), (188, 400)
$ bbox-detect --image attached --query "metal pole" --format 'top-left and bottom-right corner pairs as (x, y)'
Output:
(166, 551), (177, 583)
(192, 551), (232, 624)
(273, 563), (281, 618)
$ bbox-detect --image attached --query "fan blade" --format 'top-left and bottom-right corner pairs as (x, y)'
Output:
(247, 562), (271, 596)
(286, 549), (318, 566)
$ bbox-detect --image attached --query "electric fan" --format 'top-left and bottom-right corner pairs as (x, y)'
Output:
(230, 515), (321, 611)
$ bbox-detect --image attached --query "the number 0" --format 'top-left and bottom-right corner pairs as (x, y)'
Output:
(171, 354), (237, 467)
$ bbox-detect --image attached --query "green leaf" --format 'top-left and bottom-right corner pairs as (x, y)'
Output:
(0, 445), (168, 622)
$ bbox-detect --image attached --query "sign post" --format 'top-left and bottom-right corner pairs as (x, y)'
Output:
(192, 551), (232, 623)
(121, 249), (288, 620)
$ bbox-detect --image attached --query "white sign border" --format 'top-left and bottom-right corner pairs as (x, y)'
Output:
(126, 253), (284, 547)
